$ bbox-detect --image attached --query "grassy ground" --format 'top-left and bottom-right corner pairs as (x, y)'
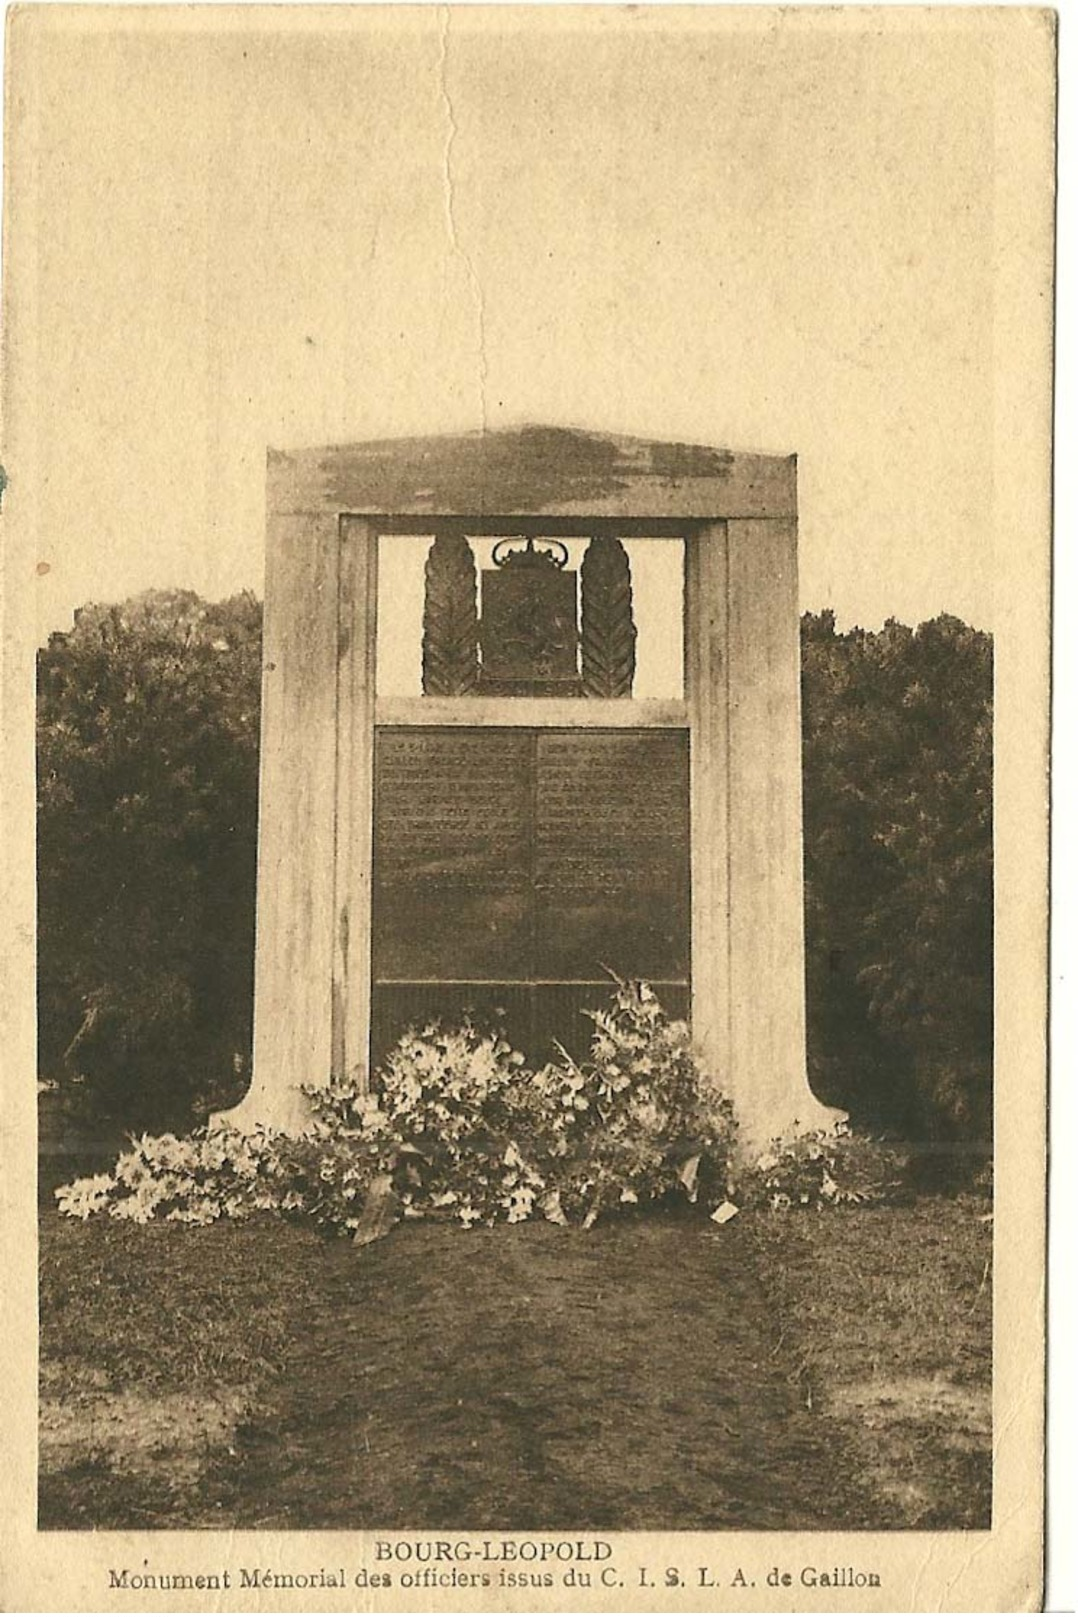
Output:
(39, 1198), (991, 1532)
(748, 1200), (992, 1528)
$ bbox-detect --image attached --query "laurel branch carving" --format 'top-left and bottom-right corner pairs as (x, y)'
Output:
(580, 535), (636, 698)
(422, 529), (479, 696)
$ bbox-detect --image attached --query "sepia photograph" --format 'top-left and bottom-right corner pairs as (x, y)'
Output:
(0, 4), (1053, 1610)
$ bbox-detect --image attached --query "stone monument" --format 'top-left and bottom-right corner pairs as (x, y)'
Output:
(216, 426), (838, 1146)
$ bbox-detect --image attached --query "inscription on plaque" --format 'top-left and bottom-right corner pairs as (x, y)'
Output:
(371, 726), (691, 1063)
(374, 730), (530, 884)
(373, 730), (531, 981)
(536, 731), (690, 981)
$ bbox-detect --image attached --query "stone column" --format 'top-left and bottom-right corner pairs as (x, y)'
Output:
(213, 509), (360, 1135)
(689, 518), (842, 1149)
(687, 521), (733, 1104)
(330, 517), (378, 1091)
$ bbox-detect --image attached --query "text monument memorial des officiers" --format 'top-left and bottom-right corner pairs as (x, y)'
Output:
(215, 426), (839, 1148)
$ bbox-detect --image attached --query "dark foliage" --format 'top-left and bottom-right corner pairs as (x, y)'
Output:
(37, 591), (992, 1155)
(37, 590), (262, 1131)
(801, 611), (992, 1155)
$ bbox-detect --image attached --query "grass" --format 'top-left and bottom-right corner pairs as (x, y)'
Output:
(749, 1199), (992, 1528)
(39, 1193), (991, 1532)
(40, 1217), (322, 1390)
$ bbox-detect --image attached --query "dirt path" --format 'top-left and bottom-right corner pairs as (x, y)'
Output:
(198, 1219), (872, 1531)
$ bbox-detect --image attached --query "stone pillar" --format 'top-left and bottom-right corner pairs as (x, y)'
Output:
(689, 518), (841, 1150)
(687, 521), (733, 1103)
(330, 517), (378, 1090)
(214, 509), (345, 1135)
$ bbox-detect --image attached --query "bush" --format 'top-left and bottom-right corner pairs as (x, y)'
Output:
(56, 981), (740, 1237)
(801, 611), (992, 1160)
(37, 590), (262, 1132)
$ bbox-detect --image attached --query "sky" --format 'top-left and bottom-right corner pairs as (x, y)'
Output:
(9, 8), (1000, 640)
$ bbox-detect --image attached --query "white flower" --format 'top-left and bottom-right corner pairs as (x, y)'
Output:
(165, 1198), (219, 1225)
(503, 1185), (536, 1223)
(201, 1137), (231, 1170)
(55, 1174), (114, 1219)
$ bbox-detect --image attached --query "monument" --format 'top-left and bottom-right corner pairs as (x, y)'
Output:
(217, 425), (838, 1146)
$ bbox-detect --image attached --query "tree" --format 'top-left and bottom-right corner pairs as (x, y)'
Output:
(801, 611), (993, 1156)
(37, 589), (263, 1130)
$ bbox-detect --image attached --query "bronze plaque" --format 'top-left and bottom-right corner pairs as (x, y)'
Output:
(371, 726), (690, 1064)
(535, 731), (690, 981)
(372, 729), (532, 981)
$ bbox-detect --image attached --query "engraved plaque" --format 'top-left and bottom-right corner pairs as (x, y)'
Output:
(371, 725), (691, 1066)
(535, 730), (690, 981)
(373, 729), (532, 981)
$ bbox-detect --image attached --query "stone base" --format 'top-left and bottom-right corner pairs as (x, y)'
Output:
(737, 1093), (848, 1155)
(209, 1083), (315, 1137)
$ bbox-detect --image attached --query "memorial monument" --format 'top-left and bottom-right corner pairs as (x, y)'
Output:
(217, 425), (838, 1146)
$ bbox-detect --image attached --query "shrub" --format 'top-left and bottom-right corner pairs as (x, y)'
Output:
(801, 611), (992, 1163)
(37, 589), (262, 1132)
